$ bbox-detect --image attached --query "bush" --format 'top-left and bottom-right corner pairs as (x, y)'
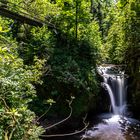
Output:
(0, 35), (44, 140)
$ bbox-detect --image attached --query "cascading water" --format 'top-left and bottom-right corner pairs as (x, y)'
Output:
(82, 65), (140, 140)
(100, 66), (127, 115)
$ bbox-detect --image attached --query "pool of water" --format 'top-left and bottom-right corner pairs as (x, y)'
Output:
(82, 114), (140, 140)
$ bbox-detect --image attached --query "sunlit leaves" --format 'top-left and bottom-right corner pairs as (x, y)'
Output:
(0, 35), (44, 139)
(103, 0), (140, 83)
(45, 99), (56, 105)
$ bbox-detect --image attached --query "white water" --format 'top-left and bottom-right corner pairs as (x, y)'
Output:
(103, 83), (117, 114)
(99, 66), (127, 115)
(82, 114), (140, 140)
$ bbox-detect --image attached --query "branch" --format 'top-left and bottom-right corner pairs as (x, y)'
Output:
(36, 105), (51, 122)
(44, 99), (73, 130)
(9, 128), (16, 140)
(0, 97), (19, 125)
(40, 114), (89, 137)
(0, 98), (18, 140)
(0, 98), (10, 111)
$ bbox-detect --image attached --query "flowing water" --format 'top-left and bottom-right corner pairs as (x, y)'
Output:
(82, 65), (140, 140)
(100, 65), (127, 115)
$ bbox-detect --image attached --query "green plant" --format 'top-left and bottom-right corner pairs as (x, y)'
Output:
(0, 35), (45, 140)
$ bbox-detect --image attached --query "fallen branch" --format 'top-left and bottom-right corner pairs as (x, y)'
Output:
(36, 105), (52, 122)
(40, 114), (89, 137)
(44, 98), (74, 130)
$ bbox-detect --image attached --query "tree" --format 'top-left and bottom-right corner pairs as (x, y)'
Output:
(105, 0), (140, 117)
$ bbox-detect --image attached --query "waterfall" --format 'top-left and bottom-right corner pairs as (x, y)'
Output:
(98, 66), (127, 115)
(82, 65), (140, 140)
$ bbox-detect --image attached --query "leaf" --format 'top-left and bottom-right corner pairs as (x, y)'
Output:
(0, 108), (4, 112)
(0, 26), (2, 32)
(44, 99), (56, 105)
(0, 26), (9, 32)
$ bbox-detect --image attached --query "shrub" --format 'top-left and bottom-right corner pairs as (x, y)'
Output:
(0, 35), (44, 140)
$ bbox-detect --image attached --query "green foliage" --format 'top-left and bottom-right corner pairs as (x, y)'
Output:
(105, 16), (126, 63)
(105, 0), (140, 64)
(1, 0), (139, 128)
(104, 0), (140, 117)
(6, 0), (102, 116)
(1, 0), (102, 118)
(18, 26), (55, 64)
(0, 35), (44, 139)
(39, 22), (101, 116)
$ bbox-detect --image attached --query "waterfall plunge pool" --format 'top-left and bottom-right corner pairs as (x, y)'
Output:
(82, 113), (140, 140)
